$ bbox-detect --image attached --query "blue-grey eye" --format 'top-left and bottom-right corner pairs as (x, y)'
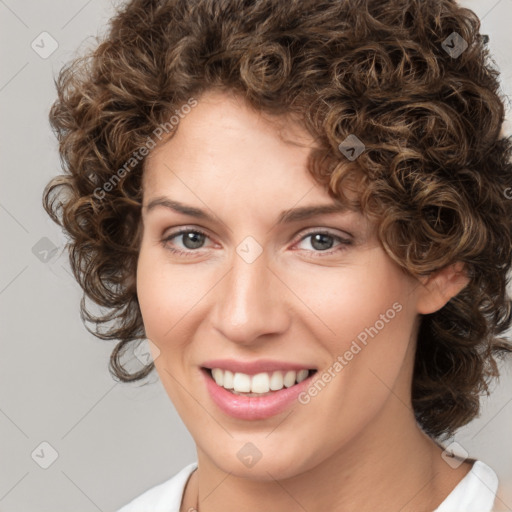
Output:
(309, 233), (335, 251)
(180, 231), (206, 249)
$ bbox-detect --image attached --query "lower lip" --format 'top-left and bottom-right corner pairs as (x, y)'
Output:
(201, 368), (316, 420)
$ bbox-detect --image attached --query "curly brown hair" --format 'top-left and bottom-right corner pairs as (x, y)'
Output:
(43, 0), (512, 439)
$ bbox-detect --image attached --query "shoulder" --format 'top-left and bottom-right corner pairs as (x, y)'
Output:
(435, 460), (499, 512)
(116, 462), (198, 512)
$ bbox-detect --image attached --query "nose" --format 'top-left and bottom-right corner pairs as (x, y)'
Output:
(210, 248), (291, 345)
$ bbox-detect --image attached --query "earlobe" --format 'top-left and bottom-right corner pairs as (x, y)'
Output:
(416, 261), (470, 315)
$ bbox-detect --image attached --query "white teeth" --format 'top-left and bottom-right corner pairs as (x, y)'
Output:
(296, 369), (309, 383)
(233, 372), (251, 392)
(212, 368), (223, 386)
(269, 371), (284, 390)
(251, 373), (270, 393)
(283, 370), (296, 388)
(223, 370), (234, 389)
(208, 368), (313, 394)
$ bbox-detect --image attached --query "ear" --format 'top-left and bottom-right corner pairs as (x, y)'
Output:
(416, 262), (470, 315)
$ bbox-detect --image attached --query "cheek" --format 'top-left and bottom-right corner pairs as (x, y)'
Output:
(136, 243), (206, 341)
(288, 249), (414, 349)
(136, 245), (202, 404)
(136, 249), (169, 341)
(289, 249), (418, 420)
(321, 260), (416, 406)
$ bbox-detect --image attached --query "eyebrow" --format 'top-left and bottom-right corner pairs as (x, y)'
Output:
(144, 197), (348, 225)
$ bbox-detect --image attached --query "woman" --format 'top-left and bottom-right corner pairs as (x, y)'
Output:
(43, 0), (512, 510)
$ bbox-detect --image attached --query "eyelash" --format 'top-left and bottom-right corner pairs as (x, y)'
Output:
(161, 228), (352, 258)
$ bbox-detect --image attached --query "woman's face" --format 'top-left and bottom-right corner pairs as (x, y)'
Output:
(137, 90), (424, 479)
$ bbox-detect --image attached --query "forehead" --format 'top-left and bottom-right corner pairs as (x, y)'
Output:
(141, 90), (371, 235)
(143, 90), (318, 187)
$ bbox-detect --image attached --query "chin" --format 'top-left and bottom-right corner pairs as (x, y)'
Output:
(203, 442), (320, 481)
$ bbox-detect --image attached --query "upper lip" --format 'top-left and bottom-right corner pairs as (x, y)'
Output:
(201, 359), (316, 376)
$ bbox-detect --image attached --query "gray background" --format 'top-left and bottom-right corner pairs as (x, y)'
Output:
(0, 0), (511, 510)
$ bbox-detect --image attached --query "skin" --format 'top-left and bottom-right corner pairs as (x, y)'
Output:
(136, 89), (472, 512)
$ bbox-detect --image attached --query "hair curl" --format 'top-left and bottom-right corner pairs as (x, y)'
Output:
(43, 0), (512, 439)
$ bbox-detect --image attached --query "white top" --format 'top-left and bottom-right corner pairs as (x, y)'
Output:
(117, 460), (498, 512)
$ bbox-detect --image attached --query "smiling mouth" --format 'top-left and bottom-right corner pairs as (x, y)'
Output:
(202, 367), (318, 397)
